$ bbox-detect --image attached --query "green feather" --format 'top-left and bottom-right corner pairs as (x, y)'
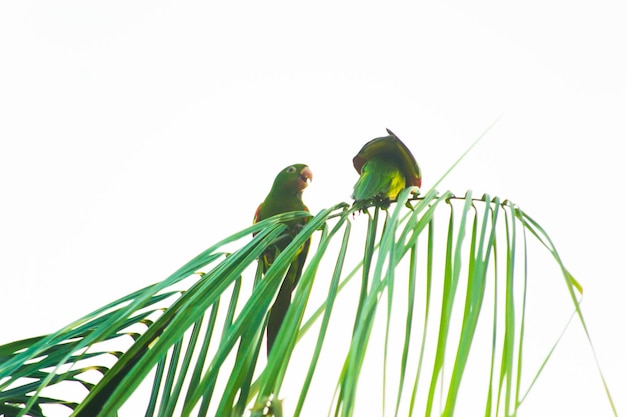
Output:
(351, 158), (406, 201)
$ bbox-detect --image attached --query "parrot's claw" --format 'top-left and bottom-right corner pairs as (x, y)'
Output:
(372, 196), (392, 210)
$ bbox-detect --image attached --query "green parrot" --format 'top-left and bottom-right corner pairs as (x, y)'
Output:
(254, 163), (313, 354)
(352, 129), (422, 204)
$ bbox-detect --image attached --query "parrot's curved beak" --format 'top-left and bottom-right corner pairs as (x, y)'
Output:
(298, 166), (313, 190)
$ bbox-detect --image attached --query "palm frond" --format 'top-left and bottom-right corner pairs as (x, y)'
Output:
(0, 188), (615, 417)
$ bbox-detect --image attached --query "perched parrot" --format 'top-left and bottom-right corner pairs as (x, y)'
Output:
(352, 129), (422, 205)
(254, 163), (313, 354)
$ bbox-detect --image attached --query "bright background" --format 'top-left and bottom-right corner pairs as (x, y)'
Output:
(1, 2), (624, 416)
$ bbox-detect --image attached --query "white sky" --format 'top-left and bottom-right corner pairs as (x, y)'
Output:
(1, 2), (624, 416)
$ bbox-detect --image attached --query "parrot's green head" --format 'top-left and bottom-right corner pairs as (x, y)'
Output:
(271, 163), (313, 194)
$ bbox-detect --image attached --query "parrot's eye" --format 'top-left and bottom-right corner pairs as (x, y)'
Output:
(286, 166), (297, 173)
